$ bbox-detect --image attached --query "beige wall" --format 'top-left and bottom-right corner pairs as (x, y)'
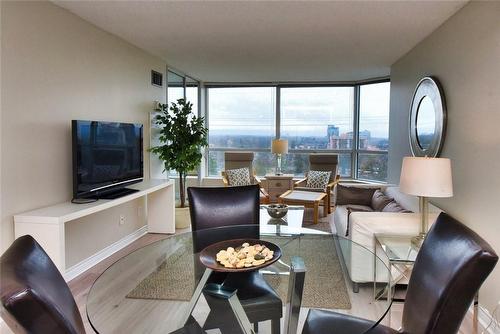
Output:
(388, 1), (500, 311)
(0, 1), (166, 266)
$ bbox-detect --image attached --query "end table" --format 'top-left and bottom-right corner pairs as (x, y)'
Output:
(374, 234), (419, 303)
(263, 173), (294, 202)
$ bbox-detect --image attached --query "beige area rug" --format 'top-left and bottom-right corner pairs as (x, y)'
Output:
(301, 207), (334, 233)
(127, 234), (351, 310)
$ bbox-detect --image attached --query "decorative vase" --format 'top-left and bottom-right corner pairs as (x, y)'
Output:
(175, 207), (191, 229)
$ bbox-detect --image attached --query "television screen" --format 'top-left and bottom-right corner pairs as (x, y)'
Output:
(72, 120), (143, 198)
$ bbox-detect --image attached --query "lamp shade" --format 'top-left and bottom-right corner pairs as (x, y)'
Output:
(399, 157), (453, 197)
(271, 139), (288, 154)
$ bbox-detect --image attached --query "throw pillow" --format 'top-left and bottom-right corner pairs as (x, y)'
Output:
(306, 170), (331, 190)
(371, 190), (394, 211)
(382, 201), (413, 213)
(336, 185), (377, 206)
(226, 167), (252, 186)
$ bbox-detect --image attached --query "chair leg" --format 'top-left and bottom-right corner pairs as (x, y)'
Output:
(271, 319), (280, 334)
(253, 322), (258, 333)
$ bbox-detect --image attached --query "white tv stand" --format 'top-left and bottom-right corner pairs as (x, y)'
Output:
(14, 179), (175, 278)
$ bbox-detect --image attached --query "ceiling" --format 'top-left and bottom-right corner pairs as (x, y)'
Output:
(54, 1), (467, 83)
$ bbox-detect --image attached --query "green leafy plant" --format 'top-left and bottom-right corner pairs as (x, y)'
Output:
(150, 98), (208, 208)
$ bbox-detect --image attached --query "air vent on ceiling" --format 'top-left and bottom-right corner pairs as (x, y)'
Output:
(151, 70), (163, 87)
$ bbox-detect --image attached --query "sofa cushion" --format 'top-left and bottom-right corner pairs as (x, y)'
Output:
(382, 201), (413, 213)
(371, 190), (394, 211)
(336, 185), (377, 206)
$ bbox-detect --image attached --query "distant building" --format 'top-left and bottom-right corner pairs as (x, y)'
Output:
(327, 124), (372, 150)
(327, 125), (339, 137)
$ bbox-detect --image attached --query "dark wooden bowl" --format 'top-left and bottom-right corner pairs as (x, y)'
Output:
(199, 238), (282, 273)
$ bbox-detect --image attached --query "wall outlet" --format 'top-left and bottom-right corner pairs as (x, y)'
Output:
(119, 215), (125, 226)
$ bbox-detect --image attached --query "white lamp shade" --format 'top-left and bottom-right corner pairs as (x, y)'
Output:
(271, 139), (288, 154)
(399, 157), (453, 197)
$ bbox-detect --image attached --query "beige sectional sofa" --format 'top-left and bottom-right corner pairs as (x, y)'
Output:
(333, 183), (441, 292)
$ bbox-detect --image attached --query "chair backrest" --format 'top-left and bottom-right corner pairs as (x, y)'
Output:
(224, 152), (256, 184)
(308, 154), (338, 182)
(0, 235), (85, 334)
(187, 185), (260, 232)
(402, 213), (498, 334)
(224, 151), (254, 171)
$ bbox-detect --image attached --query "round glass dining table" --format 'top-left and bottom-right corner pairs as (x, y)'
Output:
(87, 224), (393, 334)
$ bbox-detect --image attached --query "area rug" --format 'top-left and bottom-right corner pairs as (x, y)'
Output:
(301, 207), (333, 233)
(127, 234), (351, 310)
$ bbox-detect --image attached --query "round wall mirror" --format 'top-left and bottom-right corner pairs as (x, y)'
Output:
(409, 77), (446, 157)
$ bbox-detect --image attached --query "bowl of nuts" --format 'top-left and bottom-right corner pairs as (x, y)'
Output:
(266, 204), (288, 219)
(199, 239), (282, 272)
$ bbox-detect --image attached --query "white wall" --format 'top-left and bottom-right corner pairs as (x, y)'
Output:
(0, 1), (166, 266)
(388, 1), (500, 311)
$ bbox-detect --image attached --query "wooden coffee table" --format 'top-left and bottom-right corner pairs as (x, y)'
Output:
(278, 190), (328, 224)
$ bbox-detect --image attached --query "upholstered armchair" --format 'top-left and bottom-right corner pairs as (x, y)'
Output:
(221, 151), (270, 204)
(294, 154), (340, 214)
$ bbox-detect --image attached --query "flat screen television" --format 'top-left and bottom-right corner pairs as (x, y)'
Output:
(72, 120), (143, 200)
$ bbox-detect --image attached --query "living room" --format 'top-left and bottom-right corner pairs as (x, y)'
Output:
(1, 1), (499, 333)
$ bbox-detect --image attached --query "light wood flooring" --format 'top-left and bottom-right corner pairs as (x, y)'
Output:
(62, 213), (487, 334)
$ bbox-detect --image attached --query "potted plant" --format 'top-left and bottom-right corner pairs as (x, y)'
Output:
(150, 98), (208, 228)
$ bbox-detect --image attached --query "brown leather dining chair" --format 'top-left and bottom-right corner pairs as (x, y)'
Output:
(0, 235), (85, 334)
(188, 184), (282, 334)
(302, 212), (498, 334)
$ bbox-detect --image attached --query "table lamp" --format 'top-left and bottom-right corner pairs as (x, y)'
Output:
(271, 139), (288, 175)
(399, 156), (453, 248)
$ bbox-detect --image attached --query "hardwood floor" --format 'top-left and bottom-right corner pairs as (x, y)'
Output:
(63, 217), (485, 334)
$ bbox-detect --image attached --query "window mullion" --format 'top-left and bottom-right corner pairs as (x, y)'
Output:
(353, 85), (360, 179)
(276, 86), (281, 139)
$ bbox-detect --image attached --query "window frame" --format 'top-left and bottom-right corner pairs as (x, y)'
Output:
(355, 81), (390, 182)
(204, 78), (390, 181)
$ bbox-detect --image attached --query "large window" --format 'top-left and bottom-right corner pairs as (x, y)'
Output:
(208, 87), (276, 176)
(206, 81), (390, 182)
(167, 71), (185, 105)
(280, 87), (354, 176)
(357, 82), (390, 181)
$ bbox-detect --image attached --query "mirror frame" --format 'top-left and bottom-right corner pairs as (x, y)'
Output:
(409, 76), (447, 157)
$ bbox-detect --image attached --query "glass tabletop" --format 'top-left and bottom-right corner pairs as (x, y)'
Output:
(87, 225), (393, 334)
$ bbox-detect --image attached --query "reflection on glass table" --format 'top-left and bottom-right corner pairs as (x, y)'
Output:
(87, 225), (394, 334)
(259, 205), (326, 236)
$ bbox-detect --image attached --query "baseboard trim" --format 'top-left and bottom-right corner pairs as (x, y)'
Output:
(64, 225), (148, 282)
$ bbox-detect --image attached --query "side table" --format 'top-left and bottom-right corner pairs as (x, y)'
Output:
(262, 173), (294, 202)
(278, 190), (328, 224)
(374, 234), (419, 303)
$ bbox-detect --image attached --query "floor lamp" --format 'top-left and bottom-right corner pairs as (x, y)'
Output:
(399, 157), (453, 248)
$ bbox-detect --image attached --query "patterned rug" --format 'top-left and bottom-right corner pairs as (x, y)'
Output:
(126, 233), (351, 310)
